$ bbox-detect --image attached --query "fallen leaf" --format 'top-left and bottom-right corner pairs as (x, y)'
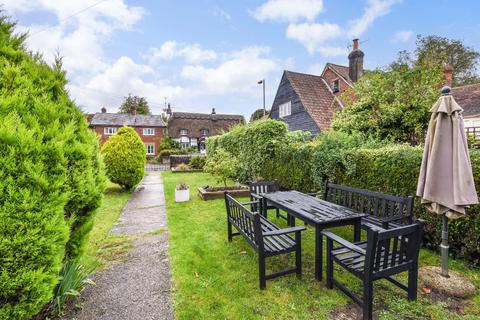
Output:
(422, 287), (431, 294)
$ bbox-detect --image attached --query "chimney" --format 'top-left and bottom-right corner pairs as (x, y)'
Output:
(131, 104), (137, 115)
(348, 38), (364, 83)
(211, 107), (216, 114)
(166, 103), (172, 115)
(443, 63), (453, 87)
(101, 107), (107, 113)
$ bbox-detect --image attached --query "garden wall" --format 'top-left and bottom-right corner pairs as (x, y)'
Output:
(207, 120), (480, 265)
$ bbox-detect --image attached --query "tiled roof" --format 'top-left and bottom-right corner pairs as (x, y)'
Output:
(452, 83), (480, 117)
(285, 70), (337, 131)
(325, 63), (352, 85)
(90, 113), (166, 127)
(171, 112), (244, 121)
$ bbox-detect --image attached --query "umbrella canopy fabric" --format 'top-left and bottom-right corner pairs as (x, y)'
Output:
(417, 92), (478, 219)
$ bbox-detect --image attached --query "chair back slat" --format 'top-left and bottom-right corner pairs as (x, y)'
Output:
(324, 183), (413, 223)
(225, 193), (263, 248)
(366, 222), (423, 274)
(249, 180), (279, 196)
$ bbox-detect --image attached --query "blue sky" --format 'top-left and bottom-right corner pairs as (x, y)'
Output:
(2, 0), (479, 118)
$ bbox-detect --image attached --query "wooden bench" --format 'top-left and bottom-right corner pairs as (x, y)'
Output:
(319, 183), (414, 229)
(323, 220), (424, 320)
(225, 193), (305, 289)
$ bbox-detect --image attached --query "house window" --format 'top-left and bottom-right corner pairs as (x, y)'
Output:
(200, 129), (209, 136)
(332, 79), (339, 93)
(104, 127), (117, 135)
(180, 129), (188, 136)
(279, 101), (291, 118)
(143, 128), (155, 136)
(145, 143), (155, 155)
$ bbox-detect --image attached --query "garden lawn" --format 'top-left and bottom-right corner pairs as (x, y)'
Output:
(80, 182), (133, 270)
(163, 172), (480, 320)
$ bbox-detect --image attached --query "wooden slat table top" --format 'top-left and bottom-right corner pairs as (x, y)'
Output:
(262, 190), (366, 225)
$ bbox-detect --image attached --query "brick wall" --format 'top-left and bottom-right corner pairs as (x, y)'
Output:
(93, 125), (165, 157)
(322, 68), (351, 97)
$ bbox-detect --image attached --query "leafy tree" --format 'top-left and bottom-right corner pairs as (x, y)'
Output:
(118, 94), (151, 115)
(415, 35), (480, 86)
(102, 127), (145, 190)
(204, 148), (238, 186)
(159, 135), (180, 151)
(250, 108), (270, 122)
(0, 15), (105, 319)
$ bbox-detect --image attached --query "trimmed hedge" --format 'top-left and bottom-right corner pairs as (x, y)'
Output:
(0, 17), (105, 319)
(207, 120), (480, 265)
(102, 127), (145, 190)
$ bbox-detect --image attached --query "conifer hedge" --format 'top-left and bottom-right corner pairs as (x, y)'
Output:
(207, 120), (480, 265)
(0, 17), (105, 319)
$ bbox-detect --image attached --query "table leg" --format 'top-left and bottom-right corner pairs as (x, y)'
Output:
(315, 225), (322, 281)
(354, 220), (361, 242)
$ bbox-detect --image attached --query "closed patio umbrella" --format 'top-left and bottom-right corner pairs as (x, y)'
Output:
(417, 86), (478, 277)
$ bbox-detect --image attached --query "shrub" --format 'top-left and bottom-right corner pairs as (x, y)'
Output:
(159, 135), (180, 150)
(204, 149), (239, 186)
(102, 127), (145, 190)
(189, 156), (206, 170)
(157, 149), (178, 158)
(0, 16), (105, 319)
(175, 163), (191, 171)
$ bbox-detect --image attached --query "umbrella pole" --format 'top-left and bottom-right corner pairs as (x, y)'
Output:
(440, 213), (449, 277)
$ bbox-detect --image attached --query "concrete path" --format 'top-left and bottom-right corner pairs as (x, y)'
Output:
(68, 172), (173, 320)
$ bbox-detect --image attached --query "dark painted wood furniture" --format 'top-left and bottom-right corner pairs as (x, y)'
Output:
(323, 220), (423, 320)
(224, 193), (305, 289)
(261, 190), (366, 281)
(248, 180), (283, 219)
(317, 183), (414, 229)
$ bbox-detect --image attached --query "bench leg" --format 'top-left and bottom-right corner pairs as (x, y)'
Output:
(326, 238), (333, 289)
(407, 265), (418, 301)
(227, 220), (233, 242)
(363, 279), (373, 320)
(259, 255), (266, 290)
(354, 220), (361, 242)
(276, 207), (280, 218)
(315, 226), (322, 281)
(295, 233), (302, 278)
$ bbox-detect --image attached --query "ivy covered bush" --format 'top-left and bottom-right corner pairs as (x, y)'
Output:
(102, 126), (145, 190)
(207, 120), (480, 265)
(0, 16), (105, 319)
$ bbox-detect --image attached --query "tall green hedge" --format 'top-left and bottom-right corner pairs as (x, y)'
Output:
(207, 120), (480, 265)
(0, 17), (105, 319)
(102, 126), (145, 190)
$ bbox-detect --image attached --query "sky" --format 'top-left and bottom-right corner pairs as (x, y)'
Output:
(2, 0), (479, 118)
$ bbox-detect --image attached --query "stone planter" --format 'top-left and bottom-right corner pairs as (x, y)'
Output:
(197, 186), (250, 200)
(175, 187), (190, 202)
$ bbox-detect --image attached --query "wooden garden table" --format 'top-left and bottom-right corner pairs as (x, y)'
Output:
(261, 190), (366, 281)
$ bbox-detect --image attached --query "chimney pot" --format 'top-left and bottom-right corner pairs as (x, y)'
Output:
(101, 107), (107, 113)
(353, 38), (359, 50)
(211, 107), (216, 114)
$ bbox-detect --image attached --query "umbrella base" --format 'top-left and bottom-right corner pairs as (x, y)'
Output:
(419, 266), (476, 298)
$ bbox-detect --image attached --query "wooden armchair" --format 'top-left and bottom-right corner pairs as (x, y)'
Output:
(248, 180), (283, 219)
(322, 220), (424, 320)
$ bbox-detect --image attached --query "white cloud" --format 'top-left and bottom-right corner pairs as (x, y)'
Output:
(69, 56), (184, 113)
(393, 30), (414, 43)
(286, 23), (342, 54)
(252, 0), (324, 22)
(181, 46), (278, 95)
(213, 6), (231, 21)
(348, 0), (401, 37)
(147, 41), (218, 64)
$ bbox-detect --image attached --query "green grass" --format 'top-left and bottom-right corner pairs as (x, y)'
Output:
(80, 182), (133, 270)
(163, 172), (480, 320)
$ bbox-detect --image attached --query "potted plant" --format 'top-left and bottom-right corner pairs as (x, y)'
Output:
(175, 182), (190, 202)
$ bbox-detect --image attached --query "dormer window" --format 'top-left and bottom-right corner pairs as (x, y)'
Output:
(200, 129), (209, 136)
(332, 79), (339, 93)
(180, 129), (188, 136)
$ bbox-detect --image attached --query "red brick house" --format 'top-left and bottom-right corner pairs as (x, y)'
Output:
(270, 39), (364, 134)
(89, 108), (166, 157)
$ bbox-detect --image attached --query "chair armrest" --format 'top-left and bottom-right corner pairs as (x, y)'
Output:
(240, 200), (260, 206)
(362, 222), (386, 231)
(263, 226), (306, 236)
(321, 231), (366, 255)
(380, 214), (411, 223)
(250, 193), (263, 200)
